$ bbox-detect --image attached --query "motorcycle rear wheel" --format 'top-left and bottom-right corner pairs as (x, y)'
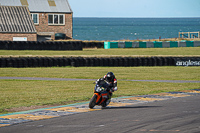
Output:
(89, 94), (97, 109)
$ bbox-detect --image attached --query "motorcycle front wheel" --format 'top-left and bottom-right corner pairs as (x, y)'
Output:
(89, 94), (97, 109)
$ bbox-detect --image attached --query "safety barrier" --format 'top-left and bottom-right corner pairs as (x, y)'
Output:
(0, 41), (104, 50)
(1, 41), (199, 50)
(0, 57), (199, 67)
(0, 41), (83, 50)
(83, 42), (104, 48)
(104, 41), (200, 49)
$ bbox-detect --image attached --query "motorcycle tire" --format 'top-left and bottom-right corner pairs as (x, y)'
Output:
(89, 94), (97, 109)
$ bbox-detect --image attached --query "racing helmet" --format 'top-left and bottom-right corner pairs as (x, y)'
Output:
(106, 72), (115, 82)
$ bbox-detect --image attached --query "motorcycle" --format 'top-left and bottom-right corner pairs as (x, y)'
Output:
(89, 79), (111, 109)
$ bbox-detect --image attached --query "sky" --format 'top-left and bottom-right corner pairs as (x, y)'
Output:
(68, 0), (200, 18)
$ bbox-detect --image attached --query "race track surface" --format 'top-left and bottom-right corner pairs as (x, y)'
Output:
(0, 90), (200, 133)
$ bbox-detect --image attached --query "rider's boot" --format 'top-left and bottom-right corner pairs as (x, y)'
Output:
(106, 93), (112, 106)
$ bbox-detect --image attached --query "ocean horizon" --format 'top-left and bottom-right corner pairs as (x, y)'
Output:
(72, 17), (200, 41)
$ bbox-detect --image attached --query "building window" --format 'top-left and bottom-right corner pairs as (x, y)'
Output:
(54, 15), (58, 24)
(31, 13), (39, 24)
(48, 14), (65, 25)
(48, 15), (53, 24)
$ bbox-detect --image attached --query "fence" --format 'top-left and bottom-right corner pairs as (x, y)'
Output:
(179, 32), (200, 39)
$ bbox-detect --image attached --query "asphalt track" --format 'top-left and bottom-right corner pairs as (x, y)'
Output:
(1, 77), (200, 83)
(0, 91), (200, 133)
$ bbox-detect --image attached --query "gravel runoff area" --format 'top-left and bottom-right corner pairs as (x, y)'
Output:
(0, 77), (200, 83)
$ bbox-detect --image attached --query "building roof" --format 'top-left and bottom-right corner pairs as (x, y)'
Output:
(0, 6), (37, 33)
(0, 0), (72, 13)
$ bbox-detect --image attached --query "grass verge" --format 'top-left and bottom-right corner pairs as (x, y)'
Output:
(0, 80), (199, 114)
(0, 67), (199, 80)
(0, 66), (200, 114)
(0, 47), (200, 57)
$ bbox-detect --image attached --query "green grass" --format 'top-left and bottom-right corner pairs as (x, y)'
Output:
(0, 47), (200, 57)
(0, 67), (200, 114)
(0, 80), (199, 114)
(0, 67), (199, 80)
(0, 80), (93, 114)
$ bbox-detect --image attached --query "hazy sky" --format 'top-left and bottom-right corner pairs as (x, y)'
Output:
(68, 0), (200, 17)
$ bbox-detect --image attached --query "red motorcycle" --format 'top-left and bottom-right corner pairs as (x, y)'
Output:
(89, 79), (110, 109)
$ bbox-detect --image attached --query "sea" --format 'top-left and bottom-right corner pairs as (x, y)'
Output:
(72, 17), (200, 41)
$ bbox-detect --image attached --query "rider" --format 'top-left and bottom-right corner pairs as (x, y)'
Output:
(96, 72), (118, 105)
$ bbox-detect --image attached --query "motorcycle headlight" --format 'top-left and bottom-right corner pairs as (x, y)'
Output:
(96, 87), (102, 92)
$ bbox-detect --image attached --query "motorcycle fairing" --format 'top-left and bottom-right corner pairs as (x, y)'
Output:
(94, 92), (108, 105)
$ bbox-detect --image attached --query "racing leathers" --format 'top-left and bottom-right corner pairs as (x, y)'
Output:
(96, 74), (117, 106)
(103, 74), (118, 93)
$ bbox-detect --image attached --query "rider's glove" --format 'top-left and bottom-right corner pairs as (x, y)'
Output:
(108, 87), (117, 93)
(113, 87), (118, 91)
(95, 79), (99, 84)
